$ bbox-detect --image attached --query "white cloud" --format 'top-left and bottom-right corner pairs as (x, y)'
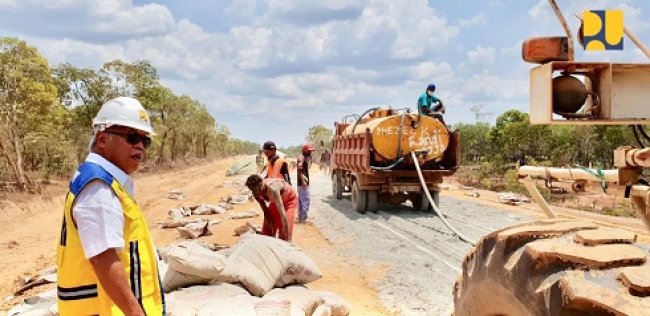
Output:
(458, 14), (488, 28)
(467, 45), (496, 65)
(528, 0), (548, 18)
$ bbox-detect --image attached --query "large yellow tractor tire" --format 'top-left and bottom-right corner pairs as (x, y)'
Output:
(453, 219), (650, 316)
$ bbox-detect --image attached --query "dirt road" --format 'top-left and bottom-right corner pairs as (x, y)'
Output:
(306, 171), (533, 315)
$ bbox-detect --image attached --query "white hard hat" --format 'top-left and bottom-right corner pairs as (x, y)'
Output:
(92, 97), (156, 135)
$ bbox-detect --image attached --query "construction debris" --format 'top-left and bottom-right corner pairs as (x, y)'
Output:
(498, 192), (531, 205)
(178, 222), (212, 239)
(228, 194), (251, 204)
(464, 191), (480, 198)
(14, 267), (57, 296)
(191, 204), (226, 216)
(228, 210), (259, 220)
(234, 222), (261, 236)
(168, 188), (185, 200)
(7, 289), (57, 316)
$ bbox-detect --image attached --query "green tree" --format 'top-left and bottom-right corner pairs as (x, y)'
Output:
(0, 38), (58, 191)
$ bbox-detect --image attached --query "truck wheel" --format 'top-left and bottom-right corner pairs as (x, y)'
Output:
(367, 190), (378, 213)
(431, 190), (440, 208)
(351, 181), (367, 214)
(332, 172), (343, 200)
(453, 219), (650, 316)
(412, 193), (430, 212)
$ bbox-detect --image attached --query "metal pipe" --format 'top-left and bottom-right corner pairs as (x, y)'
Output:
(521, 178), (559, 219)
(547, 0), (574, 60)
(518, 166), (619, 183)
(624, 27), (650, 61)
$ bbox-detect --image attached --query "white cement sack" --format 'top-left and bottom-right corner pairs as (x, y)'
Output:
(229, 194), (250, 204)
(264, 285), (323, 316)
(276, 246), (322, 287)
(160, 260), (209, 292)
(312, 305), (333, 316)
(177, 222), (212, 239)
(220, 235), (289, 296)
(196, 295), (258, 316)
(168, 208), (188, 220)
(166, 284), (252, 315)
(165, 242), (226, 280)
(254, 298), (291, 316)
(228, 210), (259, 219)
(192, 204), (226, 215)
(314, 291), (351, 316)
(7, 289), (57, 316)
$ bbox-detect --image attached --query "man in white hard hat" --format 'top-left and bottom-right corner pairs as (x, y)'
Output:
(56, 97), (164, 316)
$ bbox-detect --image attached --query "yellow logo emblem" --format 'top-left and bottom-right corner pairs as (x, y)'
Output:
(582, 10), (624, 51)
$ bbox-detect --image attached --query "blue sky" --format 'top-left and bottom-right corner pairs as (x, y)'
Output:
(1, 0), (649, 146)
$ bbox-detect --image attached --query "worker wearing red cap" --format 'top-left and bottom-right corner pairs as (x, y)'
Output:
(297, 143), (315, 223)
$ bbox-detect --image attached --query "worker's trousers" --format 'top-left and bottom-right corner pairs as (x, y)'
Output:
(298, 185), (310, 221)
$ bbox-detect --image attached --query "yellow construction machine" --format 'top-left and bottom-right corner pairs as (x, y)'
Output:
(453, 1), (650, 315)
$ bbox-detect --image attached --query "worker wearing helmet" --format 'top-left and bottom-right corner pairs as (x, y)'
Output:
(297, 143), (315, 223)
(57, 97), (164, 316)
(263, 140), (291, 185)
(246, 174), (297, 241)
(418, 83), (447, 126)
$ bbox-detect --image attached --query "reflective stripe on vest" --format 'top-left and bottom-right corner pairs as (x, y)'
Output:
(267, 156), (286, 179)
(56, 162), (164, 315)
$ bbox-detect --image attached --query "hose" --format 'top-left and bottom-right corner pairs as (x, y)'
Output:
(370, 157), (404, 171)
(631, 125), (646, 148)
(637, 125), (650, 143)
(411, 151), (477, 246)
(351, 107), (380, 134)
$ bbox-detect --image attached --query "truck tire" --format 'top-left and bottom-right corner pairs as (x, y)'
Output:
(351, 181), (367, 214)
(332, 172), (343, 200)
(453, 219), (650, 316)
(412, 193), (430, 211)
(367, 190), (378, 213)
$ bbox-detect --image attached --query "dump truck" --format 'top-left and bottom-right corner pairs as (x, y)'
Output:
(453, 1), (650, 315)
(330, 107), (460, 213)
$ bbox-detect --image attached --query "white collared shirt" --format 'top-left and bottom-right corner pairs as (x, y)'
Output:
(72, 153), (135, 259)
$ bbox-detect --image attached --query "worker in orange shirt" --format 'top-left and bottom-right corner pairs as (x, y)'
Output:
(263, 141), (291, 184)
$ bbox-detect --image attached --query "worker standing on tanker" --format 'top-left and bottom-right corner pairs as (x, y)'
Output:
(263, 141), (291, 184)
(56, 97), (164, 315)
(246, 174), (297, 241)
(297, 143), (315, 223)
(417, 83), (447, 126)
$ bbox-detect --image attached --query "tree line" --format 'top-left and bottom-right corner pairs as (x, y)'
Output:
(0, 37), (258, 192)
(456, 109), (636, 172)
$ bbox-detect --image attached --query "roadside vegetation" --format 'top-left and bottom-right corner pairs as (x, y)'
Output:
(0, 37), (259, 192)
(455, 110), (638, 216)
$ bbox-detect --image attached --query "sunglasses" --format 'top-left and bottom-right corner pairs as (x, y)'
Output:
(105, 131), (152, 148)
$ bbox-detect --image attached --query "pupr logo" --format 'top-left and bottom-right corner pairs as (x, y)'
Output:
(582, 10), (624, 51)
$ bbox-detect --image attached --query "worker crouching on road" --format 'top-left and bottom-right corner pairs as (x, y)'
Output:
(246, 174), (297, 242)
(56, 97), (164, 316)
(263, 140), (291, 185)
(297, 143), (315, 223)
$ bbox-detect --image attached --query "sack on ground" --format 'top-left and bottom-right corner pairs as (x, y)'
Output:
(219, 235), (289, 296)
(166, 284), (252, 315)
(177, 221), (212, 239)
(160, 259), (210, 292)
(276, 245), (322, 287)
(165, 241), (226, 280)
(263, 285), (324, 316)
(314, 291), (351, 316)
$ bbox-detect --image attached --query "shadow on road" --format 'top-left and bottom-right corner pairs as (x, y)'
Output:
(320, 192), (446, 222)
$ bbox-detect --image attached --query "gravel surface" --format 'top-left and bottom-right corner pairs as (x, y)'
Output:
(308, 172), (532, 315)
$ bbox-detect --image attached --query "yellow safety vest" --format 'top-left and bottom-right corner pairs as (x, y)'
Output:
(57, 162), (164, 315)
